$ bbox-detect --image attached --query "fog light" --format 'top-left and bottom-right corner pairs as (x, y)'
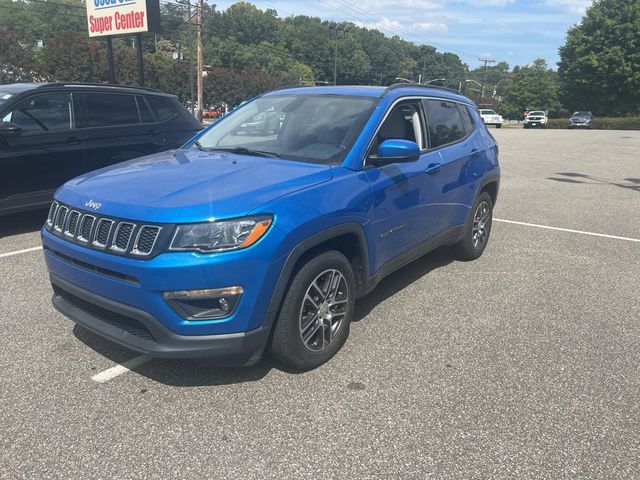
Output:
(219, 297), (230, 313)
(163, 287), (243, 320)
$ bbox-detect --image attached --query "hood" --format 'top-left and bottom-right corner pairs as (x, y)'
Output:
(55, 149), (333, 223)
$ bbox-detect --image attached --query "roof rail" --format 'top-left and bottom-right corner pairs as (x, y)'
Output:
(38, 82), (163, 93)
(382, 82), (462, 96)
(268, 84), (311, 92)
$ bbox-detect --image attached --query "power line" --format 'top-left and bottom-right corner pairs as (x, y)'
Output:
(319, 0), (482, 62)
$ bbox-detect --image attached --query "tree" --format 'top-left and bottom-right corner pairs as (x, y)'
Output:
(499, 59), (562, 119)
(558, 0), (640, 116)
(0, 30), (36, 82)
(40, 31), (106, 82)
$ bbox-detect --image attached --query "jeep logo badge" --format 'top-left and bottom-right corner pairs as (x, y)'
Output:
(85, 200), (102, 210)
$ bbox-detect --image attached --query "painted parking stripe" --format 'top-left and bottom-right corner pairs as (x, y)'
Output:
(494, 219), (640, 243)
(0, 246), (42, 259)
(91, 354), (151, 383)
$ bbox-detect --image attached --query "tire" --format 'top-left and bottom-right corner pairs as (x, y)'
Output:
(270, 250), (356, 370)
(495, 124), (502, 129)
(451, 192), (493, 261)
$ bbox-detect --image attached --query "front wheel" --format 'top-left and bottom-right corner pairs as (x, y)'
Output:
(495, 124), (502, 129)
(270, 251), (356, 370)
(451, 192), (493, 261)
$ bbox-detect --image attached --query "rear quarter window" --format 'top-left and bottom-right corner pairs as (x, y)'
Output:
(136, 96), (154, 123)
(459, 105), (475, 134)
(146, 96), (178, 122)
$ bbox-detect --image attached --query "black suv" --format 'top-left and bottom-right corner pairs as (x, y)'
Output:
(0, 83), (202, 215)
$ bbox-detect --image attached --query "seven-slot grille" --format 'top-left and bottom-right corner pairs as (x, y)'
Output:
(46, 202), (163, 257)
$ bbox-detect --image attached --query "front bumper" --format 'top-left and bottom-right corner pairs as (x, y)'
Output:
(51, 274), (269, 363)
(42, 223), (288, 361)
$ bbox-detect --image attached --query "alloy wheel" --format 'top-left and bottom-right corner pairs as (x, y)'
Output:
(472, 201), (491, 249)
(299, 269), (349, 351)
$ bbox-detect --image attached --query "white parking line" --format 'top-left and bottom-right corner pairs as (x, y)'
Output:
(0, 246), (42, 259)
(91, 354), (151, 383)
(494, 219), (640, 243)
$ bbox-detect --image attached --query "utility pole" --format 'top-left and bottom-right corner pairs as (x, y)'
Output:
(188, 0), (194, 115)
(196, 0), (204, 123)
(329, 23), (349, 85)
(479, 56), (495, 102)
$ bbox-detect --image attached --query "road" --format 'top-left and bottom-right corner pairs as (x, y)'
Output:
(1, 129), (639, 479)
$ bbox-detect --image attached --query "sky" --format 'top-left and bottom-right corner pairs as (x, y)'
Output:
(211, 0), (593, 70)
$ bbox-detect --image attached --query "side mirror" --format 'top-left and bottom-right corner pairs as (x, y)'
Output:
(372, 139), (420, 165)
(0, 122), (23, 138)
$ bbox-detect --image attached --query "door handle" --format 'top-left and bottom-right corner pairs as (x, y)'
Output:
(146, 130), (160, 136)
(425, 163), (442, 174)
(65, 136), (84, 144)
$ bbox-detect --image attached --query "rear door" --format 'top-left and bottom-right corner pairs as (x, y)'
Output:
(423, 98), (479, 229)
(0, 91), (83, 209)
(75, 91), (155, 172)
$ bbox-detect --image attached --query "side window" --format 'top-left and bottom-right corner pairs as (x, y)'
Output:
(459, 105), (476, 134)
(424, 99), (466, 148)
(146, 96), (177, 122)
(2, 93), (72, 132)
(136, 96), (154, 123)
(78, 93), (140, 127)
(371, 100), (425, 157)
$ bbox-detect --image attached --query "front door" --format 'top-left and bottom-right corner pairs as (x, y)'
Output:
(0, 92), (84, 210)
(365, 99), (438, 271)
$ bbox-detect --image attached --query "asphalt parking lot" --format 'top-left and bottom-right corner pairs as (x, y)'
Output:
(1, 129), (639, 479)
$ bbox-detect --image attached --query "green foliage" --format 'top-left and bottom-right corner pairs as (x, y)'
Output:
(499, 59), (562, 120)
(547, 117), (640, 130)
(40, 31), (107, 82)
(558, 0), (640, 116)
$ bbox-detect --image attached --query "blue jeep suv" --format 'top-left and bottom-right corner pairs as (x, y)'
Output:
(42, 84), (500, 370)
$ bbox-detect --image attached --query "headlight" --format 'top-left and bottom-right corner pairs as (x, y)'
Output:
(169, 215), (273, 253)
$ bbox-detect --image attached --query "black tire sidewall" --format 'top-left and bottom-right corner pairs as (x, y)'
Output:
(468, 192), (493, 254)
(452, 191), (493, 261)
(271, 251), (356, 370)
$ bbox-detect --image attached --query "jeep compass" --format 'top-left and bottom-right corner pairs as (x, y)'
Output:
(42, 84), (500, 370)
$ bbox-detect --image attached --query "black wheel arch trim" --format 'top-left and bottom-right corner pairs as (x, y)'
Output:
(262, 222), (370, 335)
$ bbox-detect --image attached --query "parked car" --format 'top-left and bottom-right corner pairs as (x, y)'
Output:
(568, 111), (593, 129)
(42, 84), (500, 370)
(478, 109), (503, 128)
(0, 83), (202, 215)
(523, 110), (548, 128)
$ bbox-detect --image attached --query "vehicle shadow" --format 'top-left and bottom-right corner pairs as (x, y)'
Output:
(547, 172), (640, 192)
(354, 247), (453, 322)
(0, 209), (48, 238)
(73, 248), (454, 387)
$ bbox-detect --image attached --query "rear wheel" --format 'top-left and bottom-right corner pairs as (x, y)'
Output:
(270, 250), (356, 370)
(451, 192), (493, 261)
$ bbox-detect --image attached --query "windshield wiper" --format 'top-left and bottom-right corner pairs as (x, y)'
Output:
(193, 140), (205, 151)
(203, 146), (282, 158)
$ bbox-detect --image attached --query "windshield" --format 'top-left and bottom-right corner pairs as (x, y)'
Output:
(480, 109), (496, 115)
(572, 111), (590, 116)
(0, 92), (14, 110)
(193, 94), (378, 164)
(529, 111), (545, 116)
